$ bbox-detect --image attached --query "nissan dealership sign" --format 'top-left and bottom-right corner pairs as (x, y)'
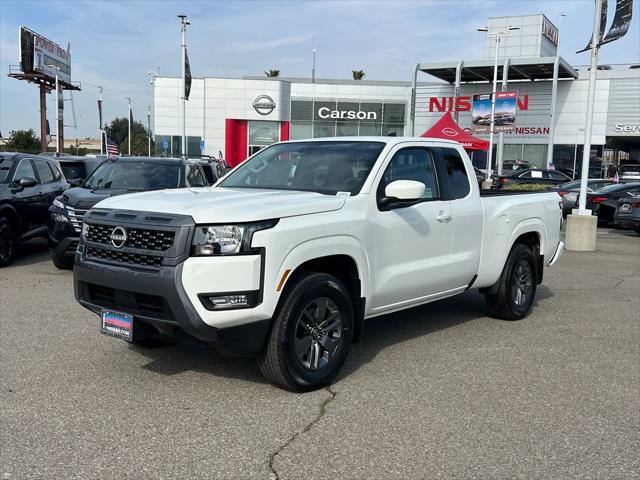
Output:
(317, 107), (378, 120)
(252, 95), (276, 115)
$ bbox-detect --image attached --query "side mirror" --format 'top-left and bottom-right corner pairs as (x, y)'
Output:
(69, 178), (83, 187)
(379, 180), (425, 211)
(12, 177), (37, 191)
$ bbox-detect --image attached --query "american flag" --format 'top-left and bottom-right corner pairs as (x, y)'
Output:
(106, 136), (119, 157)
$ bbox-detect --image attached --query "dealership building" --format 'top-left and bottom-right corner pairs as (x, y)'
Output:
(153, 13), (639, 170)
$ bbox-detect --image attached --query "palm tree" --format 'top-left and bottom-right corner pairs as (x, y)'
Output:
(265, 69), (280, 78)
(352, 70), (365, 80)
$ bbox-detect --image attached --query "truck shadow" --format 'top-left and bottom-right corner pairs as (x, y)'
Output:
(10, 238), (51, 267)
(134, 287), (554, 388)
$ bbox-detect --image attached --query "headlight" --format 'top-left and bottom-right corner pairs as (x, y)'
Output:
(52, 197), (65, 209)
(191, 219), (278, 256)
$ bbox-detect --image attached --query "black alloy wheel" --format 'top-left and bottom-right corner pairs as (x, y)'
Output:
(258, 272), (354, 391)
(293, 297), (344, 371)
(485, 243), (537, 320)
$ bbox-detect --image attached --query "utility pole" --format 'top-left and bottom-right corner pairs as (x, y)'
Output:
(46, 64), (63, 154)
(178, 14), (190, 157)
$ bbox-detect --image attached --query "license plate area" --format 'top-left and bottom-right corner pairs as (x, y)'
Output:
(101, 310), (133, 342)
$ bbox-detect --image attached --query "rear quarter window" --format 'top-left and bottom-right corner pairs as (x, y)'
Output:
(440, 148), (470, 199)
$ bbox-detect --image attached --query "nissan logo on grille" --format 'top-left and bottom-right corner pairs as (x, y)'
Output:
(252, 95), (276, 115)
(110, 226), (128, 249)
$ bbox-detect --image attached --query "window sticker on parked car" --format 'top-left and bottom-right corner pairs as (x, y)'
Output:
(531, 171), (543, 178)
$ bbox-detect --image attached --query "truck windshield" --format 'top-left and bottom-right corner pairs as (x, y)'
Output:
(83, 161), (181, 190)
(219, 141), (386, 195)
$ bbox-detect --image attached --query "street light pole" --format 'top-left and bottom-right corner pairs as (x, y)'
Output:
(95, 84), (103, 155)
(125, 96), (132, 155)
(477, 26), (519, 188)
(147, 105), (152, 156)
(178, 15), (189, 158)
(312, 49), (317, 83)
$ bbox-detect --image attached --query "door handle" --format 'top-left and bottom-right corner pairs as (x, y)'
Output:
(436, 211), (452, 223)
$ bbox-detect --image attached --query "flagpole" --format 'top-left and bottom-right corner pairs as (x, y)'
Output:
(95, 85), (104, 155)
(125, 96), (131, 155)
(147, 105), (151, 156)
(179, 14), (189, 158)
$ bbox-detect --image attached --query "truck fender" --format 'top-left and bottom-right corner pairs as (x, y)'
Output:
(480, 218), (546, 292)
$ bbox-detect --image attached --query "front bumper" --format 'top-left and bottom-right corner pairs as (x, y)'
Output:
(47, 212), (80, 257)
(74, 257), (271, 355)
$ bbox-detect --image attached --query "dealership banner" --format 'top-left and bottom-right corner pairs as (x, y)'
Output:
(470, 94), (492, 133)
(600, 0), (634, 46)
(471, 92), (517, 133)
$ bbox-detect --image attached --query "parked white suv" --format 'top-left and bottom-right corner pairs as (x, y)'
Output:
(74, 138), (563, 390)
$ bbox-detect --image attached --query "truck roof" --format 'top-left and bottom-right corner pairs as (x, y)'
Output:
(280, 136), (462, 147)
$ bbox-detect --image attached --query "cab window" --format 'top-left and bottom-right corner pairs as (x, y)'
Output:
(13, 159), (36, 182)
(377, 148), (439, 201)
(440, 148), (470, 199)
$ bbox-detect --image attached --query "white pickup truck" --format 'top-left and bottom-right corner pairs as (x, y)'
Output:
(74, 137), (564, 390)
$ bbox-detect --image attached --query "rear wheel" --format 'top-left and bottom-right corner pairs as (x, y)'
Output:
(485, 244), (537, 320)
(0, 217), (16, 268)
(258, 272), (354, 391)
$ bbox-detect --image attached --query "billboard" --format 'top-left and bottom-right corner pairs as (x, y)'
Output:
(19, 26), (71, 84)
(471, 91), (518, 133)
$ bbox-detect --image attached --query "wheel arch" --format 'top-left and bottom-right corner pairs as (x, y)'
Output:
(275, 243), (369, 343)
(0, 204), (19, 226)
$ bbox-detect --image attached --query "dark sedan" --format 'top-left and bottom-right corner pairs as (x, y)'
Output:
(493, 168), (571, 189)
(614, 197), (640, 234)
(580, 183), (640, 224)
(550, 179), (616, 216)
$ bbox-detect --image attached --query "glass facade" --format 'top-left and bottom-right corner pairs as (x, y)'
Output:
(154, 135), (202, 157)
(290, 100), (406, 140)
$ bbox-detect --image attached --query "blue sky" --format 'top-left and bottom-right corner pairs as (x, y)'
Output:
(1, 0), (639, 138)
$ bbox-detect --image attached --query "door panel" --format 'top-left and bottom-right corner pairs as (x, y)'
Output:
(369, 145), (455, 311)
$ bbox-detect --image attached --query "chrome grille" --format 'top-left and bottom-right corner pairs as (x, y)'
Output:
(66, 206), (88, 234)
(85, 223), (175, 251)
(86, 246), (163, 267)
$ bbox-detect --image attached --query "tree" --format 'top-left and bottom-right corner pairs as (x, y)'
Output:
(105, 117), (154, 156)
(265, 69), (280, 77)
(352, 70), (365, 80)
(3, 129), (40, 153)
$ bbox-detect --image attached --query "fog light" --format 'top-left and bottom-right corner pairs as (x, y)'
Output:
(209, 294), (249, 307)
(199, 291), (258, 310)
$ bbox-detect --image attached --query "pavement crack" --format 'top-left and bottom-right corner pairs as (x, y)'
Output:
(268, 386), (337, 480)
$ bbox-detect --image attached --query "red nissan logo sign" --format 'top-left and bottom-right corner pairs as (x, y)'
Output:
(441, 127), (457, 137)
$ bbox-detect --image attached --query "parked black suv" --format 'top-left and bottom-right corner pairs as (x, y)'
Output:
(0, 153), (69, 267)
(39, 153), (104, 184)
(48, 156), (208, 269)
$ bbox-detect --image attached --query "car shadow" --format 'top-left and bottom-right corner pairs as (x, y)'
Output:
(132, 286), (555, 388)
(11, 238), (51, 267)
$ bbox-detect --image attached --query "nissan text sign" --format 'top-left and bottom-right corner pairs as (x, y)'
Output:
(428, 95), (529, 112)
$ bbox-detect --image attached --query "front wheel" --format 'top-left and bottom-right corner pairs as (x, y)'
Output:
(50, 250), (74, 270)
(485, 244), (537, 320)
(258, 272), (354, 391)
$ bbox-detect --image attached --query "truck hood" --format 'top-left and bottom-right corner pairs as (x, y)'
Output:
(93, 187), (347, 223)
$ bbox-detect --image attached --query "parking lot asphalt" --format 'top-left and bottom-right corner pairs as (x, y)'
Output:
(1, 230), (639, 480)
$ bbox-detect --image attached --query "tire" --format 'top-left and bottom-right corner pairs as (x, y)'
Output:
(485, 244), (537, 320)
(258, 272), (354, 391)
(0, 217), (16, 268)
(50, 250), (74, 270)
